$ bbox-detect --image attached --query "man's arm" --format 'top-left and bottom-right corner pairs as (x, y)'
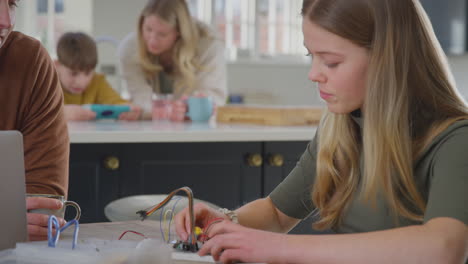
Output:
(21, 43), (69, 196)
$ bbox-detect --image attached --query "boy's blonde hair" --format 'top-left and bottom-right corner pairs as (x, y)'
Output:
(302, 0), (468, 230)
(57, 32), (97, 72)
(137, 0), (210, 95)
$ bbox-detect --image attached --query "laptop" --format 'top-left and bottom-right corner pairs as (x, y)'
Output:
(0, 131), (28, 250)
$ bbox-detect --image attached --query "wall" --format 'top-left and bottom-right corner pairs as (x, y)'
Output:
(92, 0), (147, 94)
(92, 0), (147, 41)
(62, 0), (93, 33)
(91, 0), (322, 105)
(227, 60), (322, 106)
(447, 55), (468, 100)
(15, 0), (93, 54)
(14, 0), (468, 106)
(227, 56), (468, 106)
(91, 0), (468, 106)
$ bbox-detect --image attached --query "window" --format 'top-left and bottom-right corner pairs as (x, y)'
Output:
(15, 0), (93, 56)
(37, 0), (64, 14)
(190, 0), (306, 60)
(188, 0), (213, 25)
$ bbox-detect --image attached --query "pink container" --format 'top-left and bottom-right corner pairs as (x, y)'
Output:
(152, 94), (173, 120)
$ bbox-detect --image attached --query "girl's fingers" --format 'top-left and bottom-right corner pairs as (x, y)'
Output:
(204, 219), (237, 238)
(199, 233), (239, 258)
(185, 212), (192, 240)
(175, 208), (191, 241)
(219, 249), (244, 264)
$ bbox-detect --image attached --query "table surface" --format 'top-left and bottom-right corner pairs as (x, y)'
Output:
(59, 220), (264, 264)
(61, 220), (164, 241)
(68, 120), (317, 143)
(0, 221), (264, 263)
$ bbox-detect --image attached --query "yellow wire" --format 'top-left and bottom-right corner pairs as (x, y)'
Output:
(139, 187), (197, 245)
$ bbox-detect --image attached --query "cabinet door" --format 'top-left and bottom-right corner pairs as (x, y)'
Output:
(263, 141), (331, 234)
(68, 144), (121, 223)
(263, 141), (309, 196)
(119, 142), (262, 210)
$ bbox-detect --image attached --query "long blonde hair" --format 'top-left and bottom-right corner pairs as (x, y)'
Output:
(303, 0), (468, 230)
(137, 0), (210, 95)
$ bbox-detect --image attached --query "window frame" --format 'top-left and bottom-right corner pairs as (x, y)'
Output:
(189, 0), (306, 62)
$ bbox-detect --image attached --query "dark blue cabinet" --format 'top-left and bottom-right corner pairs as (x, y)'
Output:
(67, 141), (325, 234)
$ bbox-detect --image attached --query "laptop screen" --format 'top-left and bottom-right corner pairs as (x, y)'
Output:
(0, 131), (28, 250)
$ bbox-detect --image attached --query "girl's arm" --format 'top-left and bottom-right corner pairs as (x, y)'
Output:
(236, 197), (301, 233)
(201, 217), (467, 264)
(284, 217), (467, 264)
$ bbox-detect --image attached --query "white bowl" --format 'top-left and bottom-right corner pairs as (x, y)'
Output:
(104, 195), (219, 222)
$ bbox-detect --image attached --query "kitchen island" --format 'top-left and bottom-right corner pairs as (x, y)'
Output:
(67, 121), (317, 234)
(68, 120), (316, 143)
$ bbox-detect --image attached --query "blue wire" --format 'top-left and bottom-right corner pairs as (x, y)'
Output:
(168, 196), (183, 242)
(47, 215), (80, 249)
(62, 219), (79, 249)
(159, 198), (168, 242)
(47, 215), (60, 247)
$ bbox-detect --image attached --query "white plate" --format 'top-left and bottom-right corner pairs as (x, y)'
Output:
(104, 195), (219, 222)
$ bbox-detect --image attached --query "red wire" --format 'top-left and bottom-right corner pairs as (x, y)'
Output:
(199, 217), (225, 242)
(198, 234), (209, 242)
(118, 230), (147, 240)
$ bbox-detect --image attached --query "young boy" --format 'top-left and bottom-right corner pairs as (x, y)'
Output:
(55, 32), (141, 121)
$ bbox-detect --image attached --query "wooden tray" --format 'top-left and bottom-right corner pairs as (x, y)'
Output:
(216, 105), (323, 126)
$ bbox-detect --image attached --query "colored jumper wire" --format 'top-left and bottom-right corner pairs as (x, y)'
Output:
(136, 186), (198, 250)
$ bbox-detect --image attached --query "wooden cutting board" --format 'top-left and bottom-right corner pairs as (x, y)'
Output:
(216, 105), (323, 126)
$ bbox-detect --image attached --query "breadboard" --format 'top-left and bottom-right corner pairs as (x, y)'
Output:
(216, 105), (323, 126)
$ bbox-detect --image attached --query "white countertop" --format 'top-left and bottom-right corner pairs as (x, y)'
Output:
(68, 121), (317, 143)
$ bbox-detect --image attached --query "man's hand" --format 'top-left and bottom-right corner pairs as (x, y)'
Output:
(26, 197), (66, 241)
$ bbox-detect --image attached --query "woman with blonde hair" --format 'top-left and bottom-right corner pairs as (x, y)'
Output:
(175, 0), (468, 263)
(118, 0), (227, 120)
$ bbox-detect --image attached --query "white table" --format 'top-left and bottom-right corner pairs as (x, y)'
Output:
(59, 220), (263, 264)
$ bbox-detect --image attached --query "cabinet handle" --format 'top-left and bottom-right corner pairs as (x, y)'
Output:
(246, 153), (263, 167)
(268, 154), (284, 167)
(104, 156), (120, 170)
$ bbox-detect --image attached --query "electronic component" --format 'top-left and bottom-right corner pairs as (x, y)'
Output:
(137, 187), (199, 252)
(171, 240), (200, 252)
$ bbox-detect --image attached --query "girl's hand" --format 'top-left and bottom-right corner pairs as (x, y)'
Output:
(64, 105), (96, 121)
(119, 104), (141, 121)
(174, 203), (228, 242)
(199, 221), (288, 264)
(26, 197), (65, 241)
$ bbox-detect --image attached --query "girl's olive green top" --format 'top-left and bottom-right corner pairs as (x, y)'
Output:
(270, 118), (468, 233)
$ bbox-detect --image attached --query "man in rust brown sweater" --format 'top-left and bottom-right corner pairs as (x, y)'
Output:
(1, 0), (69, 240)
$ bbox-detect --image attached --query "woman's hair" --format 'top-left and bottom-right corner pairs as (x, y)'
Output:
(137, 0), (209, 94)
(302, 0), (468, 230)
